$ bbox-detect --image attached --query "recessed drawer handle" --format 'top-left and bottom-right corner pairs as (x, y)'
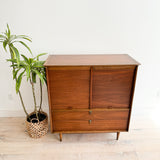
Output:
(89, 110), (92, 115)
(88, 120), (92, 124)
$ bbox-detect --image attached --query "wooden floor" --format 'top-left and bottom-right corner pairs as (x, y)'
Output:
(0, 108), (160, 160)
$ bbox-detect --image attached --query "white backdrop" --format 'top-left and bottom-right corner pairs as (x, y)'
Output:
(0, 0), (160, 117)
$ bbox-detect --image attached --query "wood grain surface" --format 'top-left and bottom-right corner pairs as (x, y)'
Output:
(52, 110), (129, 121)
(52, 110), (129, 131)
(45, 55), (139, 137)
(48, 67), (90, 110)
(92, 66), (135, 108)
(44, 54), (140, 66)
(52, 120), (128, 131)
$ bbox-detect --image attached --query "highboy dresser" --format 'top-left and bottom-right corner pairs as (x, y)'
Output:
(44, 54), (140, 141)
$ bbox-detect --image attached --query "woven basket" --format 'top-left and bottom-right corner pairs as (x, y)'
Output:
(26, 111), (48, 138)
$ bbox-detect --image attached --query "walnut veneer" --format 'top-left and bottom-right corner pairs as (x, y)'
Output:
(44, 54), (140, 141)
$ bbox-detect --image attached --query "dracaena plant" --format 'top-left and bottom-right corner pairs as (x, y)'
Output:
(0, 24), (32, 63)
(0, 24), (47, 121)
(0, 24), (32, 118)
(8, 54), (47, 120)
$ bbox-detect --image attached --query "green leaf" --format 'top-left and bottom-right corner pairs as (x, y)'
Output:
(10, 60), (27, 68)
(10, 46), (20, 66)
(16, 35), (32, 42)
(6, 59), (17, 63)
(21, 54), (29, 64)
(0, 34), (7, 40)
(43, 74), (47, 85)
(32, 61), (45, 68)
(7, 24), (10, 38)
(9, 35), (17, 42)
(10, 64), (18, 68)
(13, 68), (22, 79)
(26, 65), (31, 81)
(32, 72), (36, 83)
(16, 41), (32, 55)
(19, 61), (27, 67)
(28, 58), (34, 64)
(32, 69), (44, 84)
(16, 70), (25, 93)
(41, 69), (47, 85)
(3, 41), (7, 52)
(36, 53), (47, 60)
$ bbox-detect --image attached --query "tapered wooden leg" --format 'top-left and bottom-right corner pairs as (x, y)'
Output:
(59, 133), (62, 142)
(116, 132), (120, 140)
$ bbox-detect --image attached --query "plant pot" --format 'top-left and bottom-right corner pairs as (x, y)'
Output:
(26, 111), (48, 138)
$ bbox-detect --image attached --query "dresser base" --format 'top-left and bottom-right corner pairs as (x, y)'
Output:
(59, 133), (62, 141)
(56, 131), (122, 142)
(117, 132), (120, 140)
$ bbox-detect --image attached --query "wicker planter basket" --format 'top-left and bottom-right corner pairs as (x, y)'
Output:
(26, 111), (48, 138)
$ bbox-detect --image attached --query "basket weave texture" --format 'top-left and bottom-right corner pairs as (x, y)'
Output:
(26, 111), (48, 138)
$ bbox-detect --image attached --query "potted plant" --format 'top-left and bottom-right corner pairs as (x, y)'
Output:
(0, 24), (48, 138)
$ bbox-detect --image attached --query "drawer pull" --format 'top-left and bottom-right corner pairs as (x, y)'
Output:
(89, 110), (92, 115)
(88, 120), (92, 124)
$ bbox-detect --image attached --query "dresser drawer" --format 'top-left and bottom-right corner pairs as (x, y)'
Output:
(52, 110), (129, 132)
(52, 109), (129, 120)
(52, 110), (90, 121)
(52, 120), (128, 131)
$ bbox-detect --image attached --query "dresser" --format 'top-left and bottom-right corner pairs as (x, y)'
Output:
(44, 54), (140, 141)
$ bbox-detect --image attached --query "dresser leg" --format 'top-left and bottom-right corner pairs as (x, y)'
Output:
(59, 133), (62, 142)
(116, 132), (120, 140)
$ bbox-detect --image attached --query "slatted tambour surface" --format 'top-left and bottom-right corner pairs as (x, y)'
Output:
(47, 67), (90, 110)
(44, 54), (140, 141)
(92, 66), (135, 108)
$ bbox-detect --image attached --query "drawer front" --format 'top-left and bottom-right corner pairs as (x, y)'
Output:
(47, 67), (90, 110)
(53, 120), (128, 131)
(52, 110), (129, 131)
(52, 111), (90, 121)
(92, 66), (135, 108)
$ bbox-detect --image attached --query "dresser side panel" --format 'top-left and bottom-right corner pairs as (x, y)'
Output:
(127, 66), (139, 131)
(46, 67), (53, 132)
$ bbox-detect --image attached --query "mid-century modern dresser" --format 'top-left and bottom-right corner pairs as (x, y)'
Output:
(44, 54), (140, 141)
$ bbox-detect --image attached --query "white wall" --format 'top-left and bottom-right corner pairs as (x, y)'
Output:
(0, 0), (160, 117)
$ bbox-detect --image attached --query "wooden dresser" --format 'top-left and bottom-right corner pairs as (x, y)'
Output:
(44, 54), (140, 141)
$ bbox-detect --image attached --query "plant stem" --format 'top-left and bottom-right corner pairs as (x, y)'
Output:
(30, 79), (38, 120)
(39, 79), (42, 112)
(18, 91), (29, 117)
(9, 47), (30, 119)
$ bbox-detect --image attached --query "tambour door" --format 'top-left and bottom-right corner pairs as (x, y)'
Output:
(91, 66), (136, 108)
(47, 66), (90, 110)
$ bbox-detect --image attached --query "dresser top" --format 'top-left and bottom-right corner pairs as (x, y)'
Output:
(44, 54), (140, 66)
